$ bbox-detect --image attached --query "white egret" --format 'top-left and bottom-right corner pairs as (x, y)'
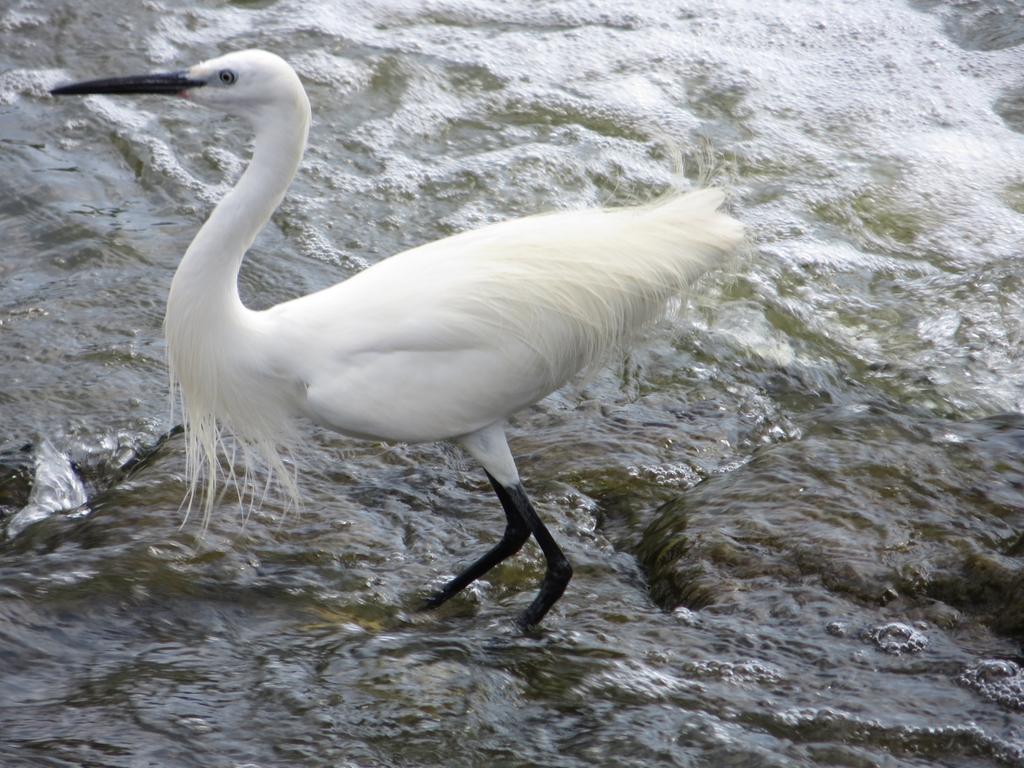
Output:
(50, 50), (743, 628)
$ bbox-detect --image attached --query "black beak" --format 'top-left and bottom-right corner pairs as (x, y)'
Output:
(50, 71), (206, 96)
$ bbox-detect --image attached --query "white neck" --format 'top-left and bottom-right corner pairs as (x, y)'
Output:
(162, 87), (310, 471)
(165, 101), (310, 328)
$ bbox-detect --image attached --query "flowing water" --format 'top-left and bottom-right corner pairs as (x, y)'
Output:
(2, 1), (1024, 765)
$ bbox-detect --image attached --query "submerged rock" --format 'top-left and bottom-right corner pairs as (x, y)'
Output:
(637, 407), (1024, 638)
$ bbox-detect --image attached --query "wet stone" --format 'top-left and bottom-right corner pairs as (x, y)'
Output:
(825, 620), (849, 637)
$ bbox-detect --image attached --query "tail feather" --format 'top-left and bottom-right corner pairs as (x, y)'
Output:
(434, 188), (744, 386)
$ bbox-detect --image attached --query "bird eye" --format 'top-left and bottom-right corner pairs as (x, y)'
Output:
(218, 69), (237, 85)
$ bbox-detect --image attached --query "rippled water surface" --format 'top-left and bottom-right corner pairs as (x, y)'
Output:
(2, 1), (1024, 766)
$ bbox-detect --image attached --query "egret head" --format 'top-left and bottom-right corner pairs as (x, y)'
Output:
(51, 49), (309, 123)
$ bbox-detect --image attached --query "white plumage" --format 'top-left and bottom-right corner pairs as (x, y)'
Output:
(52, 49), (743, 628)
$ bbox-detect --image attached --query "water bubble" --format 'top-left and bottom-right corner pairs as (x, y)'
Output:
(685, 659), (783, 685)
(959, 660), (1024, 710)
(864, 622), (928, 655)
(626, 461), (702, 487)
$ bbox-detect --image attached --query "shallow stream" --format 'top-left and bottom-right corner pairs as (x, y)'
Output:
(2, 1), (1023, 766)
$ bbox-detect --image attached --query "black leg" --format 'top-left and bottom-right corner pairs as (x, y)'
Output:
(503, 483), (573, 629)
(423, 471), (573, 627)
(422, 471), (530, 609)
